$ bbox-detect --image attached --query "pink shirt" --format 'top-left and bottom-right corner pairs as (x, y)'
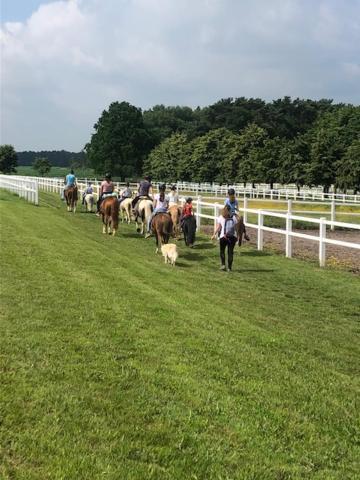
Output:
(101, 180), (114, 194)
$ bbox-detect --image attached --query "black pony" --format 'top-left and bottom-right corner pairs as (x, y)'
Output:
(182, 216), (197, 247)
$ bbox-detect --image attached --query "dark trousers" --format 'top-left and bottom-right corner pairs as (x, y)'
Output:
(220, 236), (236, 269)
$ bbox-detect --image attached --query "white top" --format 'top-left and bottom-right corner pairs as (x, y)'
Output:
(154, 193), (169, 210)
(217, 215), (238, 239)
(168, 191), (179, 206)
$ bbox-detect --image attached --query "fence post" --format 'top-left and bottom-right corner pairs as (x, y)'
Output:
(286, 200), (292, 258)
(196, 196), (201, 230)
(34, 180), (39, 205)
(319, 217), (326, 267)
(243, 197), (248, 224)
(214, 203), (219, 233)
(257, 211), (264, 251)
(331, 200), (335, 231)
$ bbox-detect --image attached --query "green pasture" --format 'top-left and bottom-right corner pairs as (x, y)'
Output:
(0, 190), (359, 480)
(16, 165), (95, 178)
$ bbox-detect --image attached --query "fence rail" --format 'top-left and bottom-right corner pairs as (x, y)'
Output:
(2, 175), (359, 268)
(0, 175), (38, 205)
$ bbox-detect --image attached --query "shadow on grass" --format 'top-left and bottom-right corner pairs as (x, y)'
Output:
(173, 261), (192, 268)
(193, 242), (216, 250)
(238, 250), (271, 257)
(121, 232), (144, 239)
(235, 268), (275, 273)
(181, 251), (205, 262)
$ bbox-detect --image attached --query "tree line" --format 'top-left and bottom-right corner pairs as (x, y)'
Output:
(1, 96), (359, 192)
(86, 98), (359, 192)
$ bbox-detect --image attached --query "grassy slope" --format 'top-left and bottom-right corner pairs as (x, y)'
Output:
(0, 191), (359, 480)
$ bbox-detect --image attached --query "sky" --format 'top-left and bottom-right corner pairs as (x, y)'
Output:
(1, 0), (360, 152)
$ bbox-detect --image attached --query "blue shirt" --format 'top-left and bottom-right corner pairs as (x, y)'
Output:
(66, 173), (76, 186)
(224, 198), (238, 215)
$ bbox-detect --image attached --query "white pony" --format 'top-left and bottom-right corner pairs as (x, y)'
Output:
(135, 198), (153, 235)
(120, 198), (133, 224)
(84, 193), (95, 212)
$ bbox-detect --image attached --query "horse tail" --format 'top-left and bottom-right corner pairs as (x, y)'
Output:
(111, 198), (119, 231)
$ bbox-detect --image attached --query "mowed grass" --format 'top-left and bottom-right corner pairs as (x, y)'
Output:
(0, 191), (359, 480)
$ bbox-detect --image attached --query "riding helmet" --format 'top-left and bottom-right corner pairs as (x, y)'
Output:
(170, 185), (177, 191)
(228, 188), (235, 195)
(159, 183), (166, 191)
(186, 197), (192, 203)
(105, 173), (112, 180)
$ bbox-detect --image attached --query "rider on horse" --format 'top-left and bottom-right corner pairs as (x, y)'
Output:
(145, 183), (169, 238)
(63, 169), (76, 197)
(96, 173), (114, 215)
(131, 175), (153, 216)
(225, 188), (250, 241)
(82, 182), (93, 205)
(168, 185), (179, 207)
(119, 182), (132, 204)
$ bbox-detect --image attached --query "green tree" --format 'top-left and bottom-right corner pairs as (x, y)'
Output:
(189, 128), (235, 183)
(85, 101), (151, 179)
(252, 137), (284, 189)
(279, 136), (310, 190)
(0, 145), (18, 174)
(336, 139), (360, 193)
(144, 133), (191, 182)
(228, 124), (268, 187)
(33, 157), (52, 176)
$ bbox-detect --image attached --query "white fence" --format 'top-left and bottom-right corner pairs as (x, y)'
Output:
(0, 175), (38, 205)
(171, 182), (360, 204)
(2, 175), (359, 268)
(189, 197), (360, 268)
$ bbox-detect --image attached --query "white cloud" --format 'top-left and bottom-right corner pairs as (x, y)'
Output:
(1, 0), (360, 150)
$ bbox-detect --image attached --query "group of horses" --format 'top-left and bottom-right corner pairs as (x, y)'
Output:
(63, 185), (197, 251)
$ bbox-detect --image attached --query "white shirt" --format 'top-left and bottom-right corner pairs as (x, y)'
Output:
(154, 193), (169, 210)
(168, 191), (179, 207)
(217, 215), (238, 239)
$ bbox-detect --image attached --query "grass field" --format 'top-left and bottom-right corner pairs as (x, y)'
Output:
(16, 165), (95, 178)
(1, 190), (359, 480)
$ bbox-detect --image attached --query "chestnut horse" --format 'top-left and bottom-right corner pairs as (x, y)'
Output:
(169, 205), (181, 237)
(100, 197), (119, 236)
(235, 215), (249, 246)
(64, 186), (78, 213)
(151, 213), (173, 253)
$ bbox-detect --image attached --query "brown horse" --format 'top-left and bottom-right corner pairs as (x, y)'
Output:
(100, 197), (119, 236)
(169, 205), (181, 237)
(64, 186), (78, 213)
(236, 215), (249, 245)
(151, 213), (173, 253)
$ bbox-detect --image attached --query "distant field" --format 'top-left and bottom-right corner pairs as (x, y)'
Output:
(16, 165), (95, 178)
(0, 190), (359, 480)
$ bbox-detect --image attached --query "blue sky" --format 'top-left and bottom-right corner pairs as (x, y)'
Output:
(1, 0), (56, 22)
(1, 0), (360, 151)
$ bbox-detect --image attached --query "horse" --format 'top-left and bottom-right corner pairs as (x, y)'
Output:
(235, 215), (249, 246)
(64, 186), (78, 213)
(151, 213), (173, 253)
(135, 198), (153, 235)
(84, 193), (95, 213)
(182, 215), (197, 247)
(100, 196), (119, 236)
(120, 198), (133, 224)
(169, 205), (181, 237)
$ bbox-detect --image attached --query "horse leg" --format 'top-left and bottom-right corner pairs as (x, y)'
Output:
(73, 201), (76, 214)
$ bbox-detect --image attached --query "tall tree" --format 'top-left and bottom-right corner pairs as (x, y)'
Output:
(0, 145), (18, 174)
(278, 135), (310, 190)
(33, 157), (52, 176)
(336, 138), (360, 193)
(85, 102), (151, 179)
(144, 133), (191, 182)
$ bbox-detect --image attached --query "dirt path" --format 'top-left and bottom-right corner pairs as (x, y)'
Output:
(247, 226), (360, 274)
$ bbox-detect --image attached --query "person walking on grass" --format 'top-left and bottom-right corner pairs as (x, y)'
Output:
(212, 205), (238, 271)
